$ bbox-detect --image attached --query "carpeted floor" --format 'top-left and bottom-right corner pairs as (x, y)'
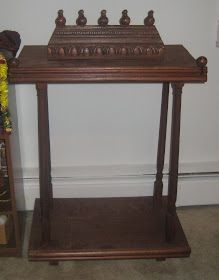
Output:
(0, 205), (218, 280)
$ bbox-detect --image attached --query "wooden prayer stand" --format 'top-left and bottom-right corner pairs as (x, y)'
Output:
(8, 10), (207, 264)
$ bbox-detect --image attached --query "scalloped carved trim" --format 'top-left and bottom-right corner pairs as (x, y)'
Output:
(48, 46), (165, 58)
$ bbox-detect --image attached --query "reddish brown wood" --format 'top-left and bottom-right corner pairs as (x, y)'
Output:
(9, 45), (207, 83)
(8, 41), (207, 263)
(119, 10), (131, 26)
(166, 83), (184, 242)
(8, 57), (20, 67)
(29, 197), (190, 261)
(36, 83), (52, 245)
(55, 10), (66, 27)
(76, 10), (87, 26)
(153, 82), (169, 208)
(47, 10), (164, 60)
(196, 56), (208, 68)
(98, 10), (109, 26)
(144, 10), (155, 26)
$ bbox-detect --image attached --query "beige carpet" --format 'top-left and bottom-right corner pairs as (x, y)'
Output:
(0, 205), (218, 280)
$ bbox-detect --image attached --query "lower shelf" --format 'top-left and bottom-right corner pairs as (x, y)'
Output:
(29, 197), (191, 261)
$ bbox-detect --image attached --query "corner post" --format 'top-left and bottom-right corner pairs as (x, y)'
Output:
(153, 82), (169, 208)
(36, 82), (52, 245)
(166, 82), (184, 242)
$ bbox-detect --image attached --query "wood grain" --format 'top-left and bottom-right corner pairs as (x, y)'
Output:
(9, 45), (207, 83)
(8, 42), (207, 263)
(29, 197), (191, 261)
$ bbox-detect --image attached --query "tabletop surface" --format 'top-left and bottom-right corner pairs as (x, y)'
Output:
(9, 45), (207, 83)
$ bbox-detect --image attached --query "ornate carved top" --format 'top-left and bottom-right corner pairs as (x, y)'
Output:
(48, 9), (165, 60)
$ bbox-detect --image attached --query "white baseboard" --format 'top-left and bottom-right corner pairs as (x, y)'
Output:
(14, 163), (219, 210)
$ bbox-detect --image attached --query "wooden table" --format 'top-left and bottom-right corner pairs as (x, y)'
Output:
(9, 45), (207, 264)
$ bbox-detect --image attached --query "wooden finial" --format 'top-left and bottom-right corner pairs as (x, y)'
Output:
(196, 56), (208, 74)
(76, 10), (87, 26)
(98, 10), (108, 26)
(196, 56), (208, 68)
(120, 10), (130, 26)
(55, 10), (66, 27)
(8, 57), (20, 67)
(144, 10), (155, 26)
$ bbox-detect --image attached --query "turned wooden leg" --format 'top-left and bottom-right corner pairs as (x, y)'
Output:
(47, 102), (53, 209)
(36, 82), (52, 245)
(166, 82), (184, 242)
(153, 82), (169, 208)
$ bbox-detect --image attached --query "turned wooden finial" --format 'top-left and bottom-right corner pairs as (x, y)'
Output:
(55, 10), (66, 27)
(196, 56), (208, 68)
(76, 10), (87, 26)
(98, 10), (108, 26)
(196, 56), (208, 74)
(144, 10), (155, 26)
(120, 10), (130, 26)
(8, 57), (20, 67)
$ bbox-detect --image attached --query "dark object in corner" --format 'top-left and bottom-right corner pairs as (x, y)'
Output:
(0, 30), (21, 60)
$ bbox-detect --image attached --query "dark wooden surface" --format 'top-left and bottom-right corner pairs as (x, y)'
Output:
(8, 43), (207, 263)
(153, 82), (169, 207)
(36, 83), (52, 245)
(9, 45), (207, 83)
(166, 83), (183, 241)
(29, 197), (190, 261)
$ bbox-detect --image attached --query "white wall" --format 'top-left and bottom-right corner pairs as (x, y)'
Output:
(1, 1), (219, 209)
